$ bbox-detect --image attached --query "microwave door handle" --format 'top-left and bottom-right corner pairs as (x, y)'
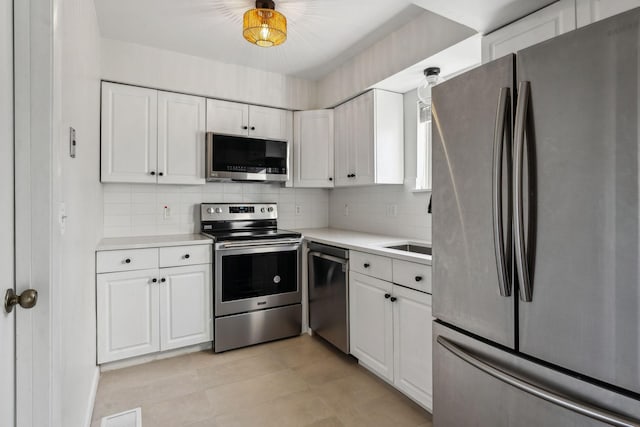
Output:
(206, 132), (214, 179)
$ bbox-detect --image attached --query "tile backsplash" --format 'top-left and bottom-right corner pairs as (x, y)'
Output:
(103, 182), (329, 238)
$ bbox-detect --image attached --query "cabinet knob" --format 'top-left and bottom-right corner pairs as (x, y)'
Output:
(363, 263), (370, 268)
(184, 254), (190, 259)
(329, 177), (333, 181)
(160, 278), (166, 283)
(250, 126), (255, 131)
(158, 172), (164, 176)
(150, 171), (156, 176)
(124, 258), (131, 264)
(415, 276), (423, 282)
(242, 126), (248, 130)
(384, 293), (391, 299)
(390, 296), (397, 302)
(152, 278), (157, 283)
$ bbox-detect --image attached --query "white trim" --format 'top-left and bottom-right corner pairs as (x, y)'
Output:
(83, 368), (100, 427)
(99, 342), (212, 372)
(100, 408), (142, 427)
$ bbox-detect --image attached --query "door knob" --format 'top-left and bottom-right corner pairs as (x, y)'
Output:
(4, 289), (38, 313)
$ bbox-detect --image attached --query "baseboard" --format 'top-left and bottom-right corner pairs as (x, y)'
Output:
(84, 367), (100, 427)
(100, 342), (212, 372)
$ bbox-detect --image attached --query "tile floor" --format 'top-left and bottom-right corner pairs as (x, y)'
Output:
(91, 334), (433, 427)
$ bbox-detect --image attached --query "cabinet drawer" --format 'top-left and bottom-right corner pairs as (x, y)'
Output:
(392, 259), (432, 294)
(159, 244), (211, 267)
(350, 251), (392, 282)
(96, 248), (158, 273)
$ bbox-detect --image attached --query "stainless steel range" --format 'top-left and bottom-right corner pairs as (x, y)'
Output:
(200, 203), (302, 353)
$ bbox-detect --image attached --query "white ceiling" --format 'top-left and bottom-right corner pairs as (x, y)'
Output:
(93, 0), (432, 80)
(410, 0), (558, 34)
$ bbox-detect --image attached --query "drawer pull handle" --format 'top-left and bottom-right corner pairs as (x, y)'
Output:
(363, 263), (370, 268)
(415, 276), (423, 282)
(124, 258), (131, 264)
(390, 296), (397, 302)
(184, 254), (190, 259)
(384, 293), (391, 299)
(152, 278), (157, 283)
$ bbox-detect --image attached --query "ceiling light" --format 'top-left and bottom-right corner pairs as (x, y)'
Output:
(243, 0), (287, 48)
(417, 67), (443, 106)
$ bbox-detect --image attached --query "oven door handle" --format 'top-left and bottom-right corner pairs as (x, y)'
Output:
(217, 239), (301, 250)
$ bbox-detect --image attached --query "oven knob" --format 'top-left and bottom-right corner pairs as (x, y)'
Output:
(215, 208), (223, 214)
(261, 208), (266, 213)
(267, 207), (274, 213)
(207, 208), (215, 214)
(273, 275), (281, 284)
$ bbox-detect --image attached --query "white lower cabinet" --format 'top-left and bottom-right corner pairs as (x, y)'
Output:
(97, 245), (213, 364)
(349, 270), (433, 411)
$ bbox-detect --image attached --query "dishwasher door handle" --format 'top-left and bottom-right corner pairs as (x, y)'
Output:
(308, 251), (348, 266)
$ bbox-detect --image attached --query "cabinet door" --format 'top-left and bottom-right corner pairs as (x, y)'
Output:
(101, 83), (158, 183)
(351, 91), (375, 186)
(159, 264), (212, 351)
(481, 0), (576, 63)
(157, 91), (206, 185)
(293, 110), (334, 188)
(333, 101), (351, 187)
(206, 99), (249, 136)
(576, 0), (640, 27)
(248, 105), (289, 141)
(349, 271), (394, 382)
(97, 269), (160, 363)
(393, 285), (433, 411)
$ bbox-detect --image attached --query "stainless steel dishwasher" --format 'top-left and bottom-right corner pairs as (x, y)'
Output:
(308, 242), (349, 353)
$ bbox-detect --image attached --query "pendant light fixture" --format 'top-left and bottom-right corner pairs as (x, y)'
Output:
(417, 67), (443, 107)
(243, 0), (287, 48)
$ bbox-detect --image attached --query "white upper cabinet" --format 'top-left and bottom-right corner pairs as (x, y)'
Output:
(576, 0), (640, 26)
(101, 83), (158, 183)
(293, 110), (334, 188)
(157, 91), (206, 185)
(206, 99), (290, 141)
(101, 82), (205, 185)
(482, 0), (576, 63)
(334, 89), (404, 187)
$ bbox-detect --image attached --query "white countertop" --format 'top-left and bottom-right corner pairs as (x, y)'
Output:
(97, 234), (213, 251)
(294, 228), (432, 265)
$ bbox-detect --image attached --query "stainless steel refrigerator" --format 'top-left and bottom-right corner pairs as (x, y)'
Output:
(431, 8), (640, 426)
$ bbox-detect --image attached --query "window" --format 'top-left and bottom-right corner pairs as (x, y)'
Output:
(415, 101), (432, 191)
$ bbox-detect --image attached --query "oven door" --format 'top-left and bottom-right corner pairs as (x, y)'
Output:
(215, 239), (301, 316)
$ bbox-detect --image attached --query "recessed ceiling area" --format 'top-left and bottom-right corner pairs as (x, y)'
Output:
(93, 0), (436, 80)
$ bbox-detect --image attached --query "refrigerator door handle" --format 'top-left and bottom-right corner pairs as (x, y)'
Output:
(514, 81), (533, 302)
(437, 336), (640, 427)
(492, 87), (511, 297)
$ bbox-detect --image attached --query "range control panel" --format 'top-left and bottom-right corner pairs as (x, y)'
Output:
(200, 203), (277, 222)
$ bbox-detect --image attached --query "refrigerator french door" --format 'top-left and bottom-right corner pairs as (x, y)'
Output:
(432, 8), (640, 426)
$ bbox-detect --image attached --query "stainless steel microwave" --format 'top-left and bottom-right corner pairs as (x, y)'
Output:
(205, 132), (289, 182)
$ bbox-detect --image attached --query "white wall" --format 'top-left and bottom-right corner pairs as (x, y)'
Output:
(316, 11), (475, 108)
(101, 38), (316, 111)
(328, 89), (432, 241)
(103, 183), (329, 237)
(57, 0), (102, 425)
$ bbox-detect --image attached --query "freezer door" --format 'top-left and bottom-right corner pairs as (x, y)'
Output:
(431, 55), (516, 348)
(433, 322), (640, 427)
(515, 8), (640, 394)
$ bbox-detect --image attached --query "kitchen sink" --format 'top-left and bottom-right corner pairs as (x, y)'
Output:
(385, 244), (432, 256)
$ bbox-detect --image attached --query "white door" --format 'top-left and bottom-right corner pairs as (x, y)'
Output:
(1, 0), (15, 422)
(333, 101), (351, 187)
(206, 98), (249, 136)
(159, 264), (212, 350)
(96, 269), (160, 363)
(349, 271), (394, 382)
(157, 91), (206, 185)
(393, 285), (433, 411)
(293, 110), (334, 188)
(101, 82), (158, 183)
(576, 0), (640, 26)
(352, 91), (375, 186)
(481, 0), (576, 62)
(248, 105), (289, 140)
